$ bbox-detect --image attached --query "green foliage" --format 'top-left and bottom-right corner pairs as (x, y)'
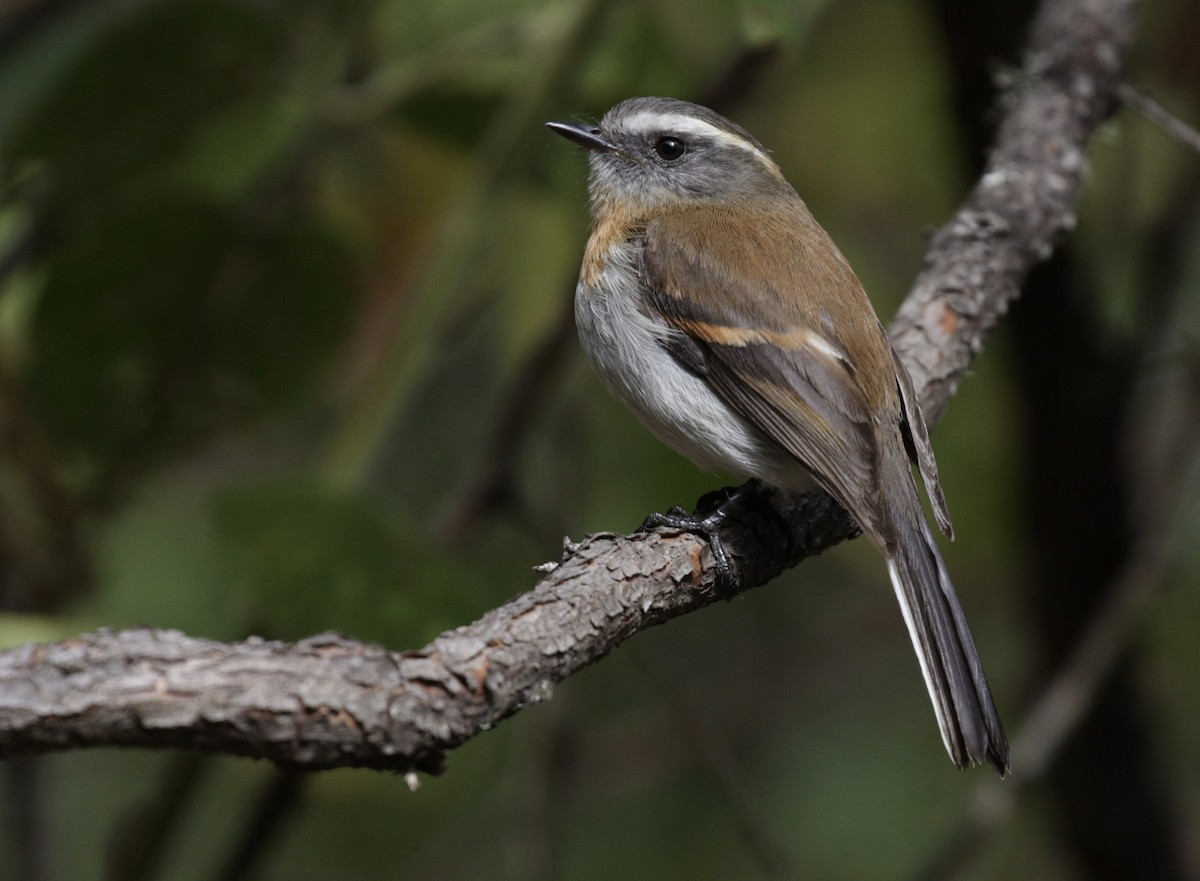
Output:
(8, 1), (283, 198)
(28, 198), (352, 483)
(214, 479), (400, 635)
(212, 478), (483, 644)
(0, 0), (1197, 878)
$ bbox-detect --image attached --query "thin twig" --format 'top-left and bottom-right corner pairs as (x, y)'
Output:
(1118, 82), (1200, 154)
(0, 221), (40, 287)
(215, 770), (308, 881)
(638, 645), (800, 881)
(105, 754), (211, 881)
(5, 758), (47, 881)
(437, 297), (576, 544)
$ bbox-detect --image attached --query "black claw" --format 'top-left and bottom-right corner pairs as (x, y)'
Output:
(640, 506), (733, 584)
(637, 480), (769, 588)
(705, 529), (732, 581)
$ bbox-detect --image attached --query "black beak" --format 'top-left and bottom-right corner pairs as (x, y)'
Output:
(545, 121), (616, 153)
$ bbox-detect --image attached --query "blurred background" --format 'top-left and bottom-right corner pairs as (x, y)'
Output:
(1, 0), (1198, 878)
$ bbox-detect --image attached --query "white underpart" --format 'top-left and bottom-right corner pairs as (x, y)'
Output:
(887, 557), (955, 759)
(617, 111), (777, 171)
(575, 239), (813, 491)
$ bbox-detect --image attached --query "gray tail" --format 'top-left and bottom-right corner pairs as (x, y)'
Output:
(885, 514), (1010, 775)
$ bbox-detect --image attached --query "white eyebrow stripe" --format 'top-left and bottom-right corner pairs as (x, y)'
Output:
(618, 111), (777, 169)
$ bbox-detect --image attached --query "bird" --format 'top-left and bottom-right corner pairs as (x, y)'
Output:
(546, 96), (1009, 774)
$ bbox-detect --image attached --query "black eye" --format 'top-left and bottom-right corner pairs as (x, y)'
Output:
(654, 136), (686, 161)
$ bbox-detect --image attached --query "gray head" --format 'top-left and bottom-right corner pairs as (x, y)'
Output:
(547, 97), (787, 210)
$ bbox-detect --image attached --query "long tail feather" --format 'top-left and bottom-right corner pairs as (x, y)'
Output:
(885, 515), (1009, 774)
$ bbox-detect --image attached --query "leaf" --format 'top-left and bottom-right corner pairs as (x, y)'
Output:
(397, 89), (506, 149)
(211, 479), (481, 644)
(28, 196), (354, 481)
(213, 480), (400, 640)
(8, 0), (282, 198)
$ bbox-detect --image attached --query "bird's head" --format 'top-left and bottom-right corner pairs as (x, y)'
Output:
(547, 96), (789, 214)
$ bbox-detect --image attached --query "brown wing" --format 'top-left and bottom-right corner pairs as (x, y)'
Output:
(642, 214), (897, 546)
(639, 211), (1000, 771)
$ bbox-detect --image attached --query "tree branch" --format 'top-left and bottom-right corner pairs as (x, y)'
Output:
(0, 0), (1135, 774)
(890, 0), (1134, 418)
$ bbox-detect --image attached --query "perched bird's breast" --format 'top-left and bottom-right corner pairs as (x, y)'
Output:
(574, 226), (812, 489)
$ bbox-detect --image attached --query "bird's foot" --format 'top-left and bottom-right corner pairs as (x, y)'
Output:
(639, 480), (767, 587)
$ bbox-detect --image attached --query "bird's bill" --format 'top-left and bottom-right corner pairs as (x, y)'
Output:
(545, 121), (617, 153)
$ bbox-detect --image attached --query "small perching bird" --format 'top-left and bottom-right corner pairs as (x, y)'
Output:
(548, 97), (1009, 774)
